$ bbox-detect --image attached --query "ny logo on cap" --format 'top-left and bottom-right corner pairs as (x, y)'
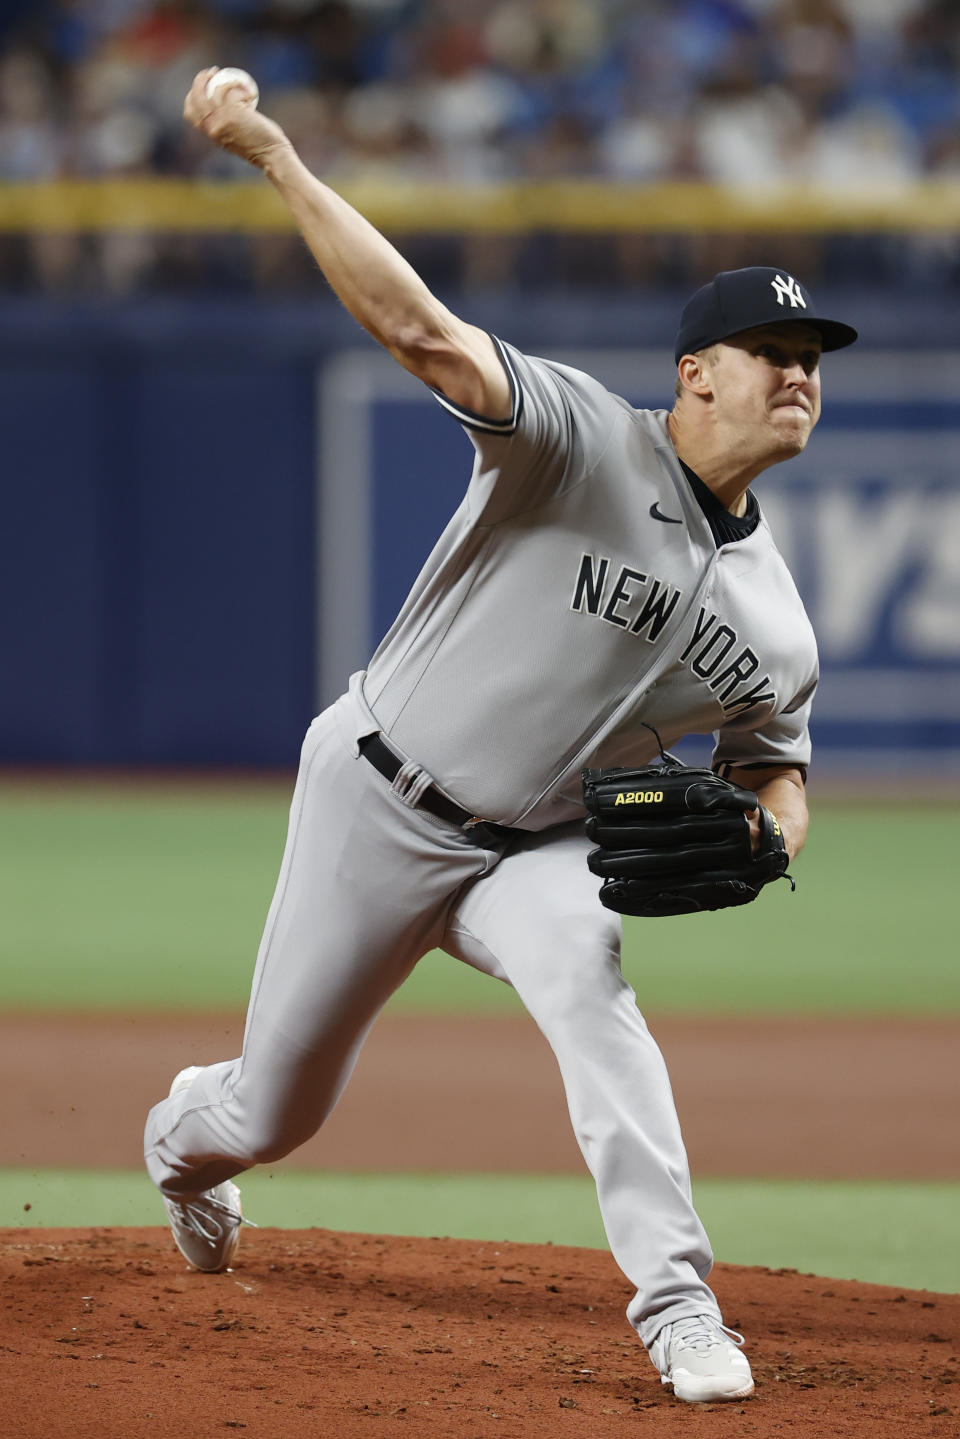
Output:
(771, 274), (807, 309)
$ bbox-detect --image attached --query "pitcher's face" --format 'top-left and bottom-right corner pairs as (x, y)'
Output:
(710, 323), (823, 460)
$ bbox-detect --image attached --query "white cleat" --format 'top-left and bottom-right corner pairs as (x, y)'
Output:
(648, 1314), (756, 1404)
(159, 1067), (250, 1273)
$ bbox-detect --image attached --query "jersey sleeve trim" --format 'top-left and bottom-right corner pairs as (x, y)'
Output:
(430, 335), (523, 434)
(713, 760), (808, 784)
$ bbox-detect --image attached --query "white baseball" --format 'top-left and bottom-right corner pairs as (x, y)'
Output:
(205, 68), (259, 108)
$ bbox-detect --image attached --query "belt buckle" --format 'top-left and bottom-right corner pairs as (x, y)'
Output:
(462, 816), (510, 848)
(463, 816), (495, 842)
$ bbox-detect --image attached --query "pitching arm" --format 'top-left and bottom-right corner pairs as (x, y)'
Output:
(182, 69), (512, 422)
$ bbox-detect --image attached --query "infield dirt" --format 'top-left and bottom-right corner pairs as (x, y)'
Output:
(2, 1011), (958, 1178)
(4, 1011), (959, 1437)
(3, 1227), (958, 1438)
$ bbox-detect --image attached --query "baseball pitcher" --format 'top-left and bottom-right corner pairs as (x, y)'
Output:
(144, 68), (857, 1405)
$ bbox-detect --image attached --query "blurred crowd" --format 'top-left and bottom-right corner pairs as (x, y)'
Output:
(1, 0), (959, 293)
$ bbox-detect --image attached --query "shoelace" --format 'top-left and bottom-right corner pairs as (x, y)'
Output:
(668, 1316), (746, 1354)
(175, 1195), (258, 1243)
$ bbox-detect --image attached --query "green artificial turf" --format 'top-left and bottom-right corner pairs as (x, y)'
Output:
(2, 1169), (956, 1294)
(0, 781), (955, 1014)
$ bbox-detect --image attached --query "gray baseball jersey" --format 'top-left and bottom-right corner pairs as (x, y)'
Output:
(145, 335), (817, 1356)
(363, 338), (817, 826)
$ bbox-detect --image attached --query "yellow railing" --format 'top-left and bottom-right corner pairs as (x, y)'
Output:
(1, 179), (958, 233)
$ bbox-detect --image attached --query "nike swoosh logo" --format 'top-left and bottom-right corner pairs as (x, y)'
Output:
(650, 501), (682, 525)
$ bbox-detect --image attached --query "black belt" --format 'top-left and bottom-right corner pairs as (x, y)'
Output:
(358, 733), (516, 845)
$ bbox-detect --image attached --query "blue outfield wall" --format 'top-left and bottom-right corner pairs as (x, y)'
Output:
(1, 289), (959, 769)
(3, 325), (318, 764)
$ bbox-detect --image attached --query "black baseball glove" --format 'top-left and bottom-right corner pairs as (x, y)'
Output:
(581, 757), (794, 918)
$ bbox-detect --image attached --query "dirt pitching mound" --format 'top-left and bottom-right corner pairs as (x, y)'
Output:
(4, 1227), (957, 1439)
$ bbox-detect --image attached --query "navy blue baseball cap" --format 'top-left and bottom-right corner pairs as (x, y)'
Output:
(674, 267), (858, 364)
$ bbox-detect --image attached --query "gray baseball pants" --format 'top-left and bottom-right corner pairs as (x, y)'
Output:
(144, 692), (721, 1347)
